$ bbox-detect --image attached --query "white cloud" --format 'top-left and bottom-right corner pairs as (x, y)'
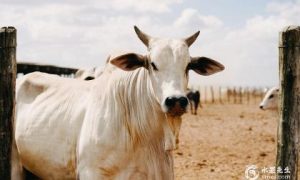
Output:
(194, 1), (300, 87)
(1, 1), (299, 87)
(0, 2), (159, 67)
(174, 8), (223, 31)
(1, 0), (183, 13)
(105, 0), (183, 13)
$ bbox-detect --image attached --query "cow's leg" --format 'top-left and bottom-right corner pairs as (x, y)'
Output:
(194, 101), (199, 115)
(11, 141), (24, 180)
(190, 101), (194, 114)
(193, 101), (196, 115)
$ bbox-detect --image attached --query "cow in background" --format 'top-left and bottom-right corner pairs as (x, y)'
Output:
(75, 66), (105, 80)
(259, 87), (279, 110)
(187, 89), (201, 115)
(74, 67), (96, 80)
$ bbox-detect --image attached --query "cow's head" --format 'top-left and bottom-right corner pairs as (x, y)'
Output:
(259, 87), (279, 110)
(75, 68), (96, 81)
(110, 26), (224, 116)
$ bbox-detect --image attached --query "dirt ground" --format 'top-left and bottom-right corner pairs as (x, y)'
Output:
(174, 103), (289, 180)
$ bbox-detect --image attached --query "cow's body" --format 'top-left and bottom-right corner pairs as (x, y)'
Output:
(12, 26), (224, 179)
(187, 90), (200, 115)
(14, 73), (89, 179)
(14, 67), (173, 179)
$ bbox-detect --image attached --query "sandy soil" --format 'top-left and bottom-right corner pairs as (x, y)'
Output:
(174, 103), (289, 180)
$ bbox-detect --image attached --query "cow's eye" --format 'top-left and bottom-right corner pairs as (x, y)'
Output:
(269, 94), (274, 99)
(151, 62), (158, 71)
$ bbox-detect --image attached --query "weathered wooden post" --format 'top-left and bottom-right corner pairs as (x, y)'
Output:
(239, 87), (243, 104)
(204, 86), (207, 104)
(227, 87), (230, 103)
(233, 87), (237, 104)
(0, 27), (16, 179)
(198, 86), (202, 107)
(252, 88), (257, 104)
(210, 86), (214, 104)
(218, 86), (223, 104)
(260, 87), (264, 101)
(276, 26), (300, 180)
(246, 87), (250, 105)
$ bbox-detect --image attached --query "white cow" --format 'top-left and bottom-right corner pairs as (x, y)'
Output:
(259, 87), (279, 110)
(74, 67), (96, 80)
(74, 66), (105, 80)
(12, 26), (224, 179)
(74, 56), (110, 80)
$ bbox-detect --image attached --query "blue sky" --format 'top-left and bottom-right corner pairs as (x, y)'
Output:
(1, 0), (299, 87)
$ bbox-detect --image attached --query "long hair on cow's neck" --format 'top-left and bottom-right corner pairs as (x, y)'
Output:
(111, 67), (165, 148)
(92, 66), (173, 179)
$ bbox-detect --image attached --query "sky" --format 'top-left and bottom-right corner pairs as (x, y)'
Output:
(1, 0), (300, 87)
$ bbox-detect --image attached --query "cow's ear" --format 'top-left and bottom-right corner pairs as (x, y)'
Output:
(110, 53), (147, 71)
(187, 56), (225, 76)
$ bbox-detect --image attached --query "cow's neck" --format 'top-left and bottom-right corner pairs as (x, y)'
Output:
(91, 67), (175, 179)
(112, 68), (165, 147)
(101, 68), (178, 151)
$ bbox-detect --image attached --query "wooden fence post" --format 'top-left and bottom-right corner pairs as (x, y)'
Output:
(260, 87), (264, 102)
(0, 27), (16, 179)
(276, 26), (300, 180)
(227, 87), (230, 103)
(233, 87), (237, 104)
(246, 87), (250, 105)
(198, 86), (202, 107)
(239, 87), (243, 104)
(204, 86), (207, 104)
(252, 88), (257, 104)
(219, 86), (222, 104)
(210, 86), (214, 104)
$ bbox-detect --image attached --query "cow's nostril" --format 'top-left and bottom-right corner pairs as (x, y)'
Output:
(179, 97), (188, 108)
(165, 97), (176, 107)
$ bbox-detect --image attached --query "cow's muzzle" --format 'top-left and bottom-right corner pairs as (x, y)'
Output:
(164, 96), (188, 116)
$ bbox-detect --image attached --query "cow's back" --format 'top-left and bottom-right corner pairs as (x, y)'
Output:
(15, 72), (90, 179)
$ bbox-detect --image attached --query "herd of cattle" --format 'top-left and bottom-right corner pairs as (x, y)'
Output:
(10, 26), (278, 179)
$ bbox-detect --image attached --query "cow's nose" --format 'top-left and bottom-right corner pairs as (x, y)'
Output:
(165, 97), (176, 107)
(178, 97), (188, 108)
(165, 96), (188, 108)
(259, 105), (264, 109)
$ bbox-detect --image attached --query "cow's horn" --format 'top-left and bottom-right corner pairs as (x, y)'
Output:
(184, 31), (200, 47)
(134, 26), (151, 47)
